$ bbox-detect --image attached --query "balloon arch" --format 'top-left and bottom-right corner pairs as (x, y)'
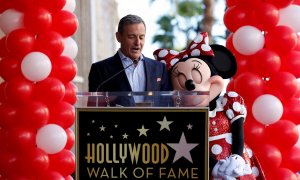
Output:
(225, 0), (300, 179)
(0, 0), (78, 179)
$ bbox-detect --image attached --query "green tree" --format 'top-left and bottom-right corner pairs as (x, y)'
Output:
(151, 0), (217, 50)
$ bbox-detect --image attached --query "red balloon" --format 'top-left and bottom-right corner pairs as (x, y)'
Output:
(10, 0), (36, 12)
(65, 128), (75, 150)
(266, 120), (299, 150)
(37, 171), (65, 180)
(0, 0), (13, 13)
(64, 175), (74, 180)
(0, 81), (7, 104)
(19, 148), (49, 176)
(5, 77), (33, 106)
(0, 104), (18, 129)
(294, 0), (300, 5)
(35, 31), (64, 58)
(63, 82), (77, 105)
(0, 56), (22, 81)
(266, 72), (298, 100)
(265, 0), (294, 8)
(52, 10), (78, 37)
(249, 48), (281, 77)
(0, 36), (9, 58)
(0, 150), (18, 176)
(6, 127), (36, 152)
(282, 98), (300, 124)
(250, 2), (279, 31)
(49, 149), (75, 177)
(234, 54), (251, 78)
(244, 117), (267, 149)
(281, 50), (300, 78)
(226, 0), (262, 7)
(5, 29), (35, 58)
(38, 0), (66, 12)
(24, 7), (52, 34)
(17, 101), (49, 129)
(226, 79), (235, 92)
(33, 77), (65, 106)
(265, 26), (297, 55)
(49, 101), (75, 129)
(223, 4), (252, 33)
(281, 147), (300, 173)
(294, 34), (300, 51)
(233, 72), (265, 104)
(50, 56), (77, 83)
(255, 144), (282, 172)
(267, 168), (297, 180)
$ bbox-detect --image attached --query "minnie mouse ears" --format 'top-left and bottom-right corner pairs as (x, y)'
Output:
(209, 44), (237, 79)
(153, 32), (237, 79)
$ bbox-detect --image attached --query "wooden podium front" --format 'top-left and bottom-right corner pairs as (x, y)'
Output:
(75, 91), (209, 180)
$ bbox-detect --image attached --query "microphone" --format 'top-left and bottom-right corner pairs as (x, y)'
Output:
(96, 60), (138, 92)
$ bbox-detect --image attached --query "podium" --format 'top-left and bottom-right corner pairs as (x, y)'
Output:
(75, 91), (209, 180)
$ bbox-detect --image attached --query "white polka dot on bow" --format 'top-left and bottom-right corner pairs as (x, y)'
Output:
(158, 49), (168, 58)
(170, 50), (179, 55)
(194, 34), (203, 43)
(191, 49), (201, 56)
(170, 58), (179, 66)
(201, 44), (212, 52)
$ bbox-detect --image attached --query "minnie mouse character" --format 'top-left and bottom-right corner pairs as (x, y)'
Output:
(153, 32), (265, 180)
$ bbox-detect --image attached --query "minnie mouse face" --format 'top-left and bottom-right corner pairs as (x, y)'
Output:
(171, 57), (224, 106)
(153, 32), (237, 107)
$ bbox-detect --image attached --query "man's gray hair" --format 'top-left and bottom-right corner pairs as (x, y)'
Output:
(117, 14), (146, 33)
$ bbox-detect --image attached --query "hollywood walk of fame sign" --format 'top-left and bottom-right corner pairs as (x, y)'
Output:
(75, 107), (209, 179)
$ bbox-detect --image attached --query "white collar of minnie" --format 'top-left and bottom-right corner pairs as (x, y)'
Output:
(209, 96), (224, 118)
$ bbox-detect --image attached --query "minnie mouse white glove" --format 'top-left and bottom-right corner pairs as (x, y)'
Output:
(212, 154), (252, 180)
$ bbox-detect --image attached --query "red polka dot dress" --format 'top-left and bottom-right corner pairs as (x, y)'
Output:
(209, 91), (265, 179)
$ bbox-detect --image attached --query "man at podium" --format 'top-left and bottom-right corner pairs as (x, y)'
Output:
(88, 14), (171, 106)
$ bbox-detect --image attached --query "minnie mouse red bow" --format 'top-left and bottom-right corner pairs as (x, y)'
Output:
(153, 32), (214, 70)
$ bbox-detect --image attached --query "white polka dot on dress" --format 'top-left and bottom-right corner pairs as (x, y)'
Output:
(211, 144), (222, 155)
(190, 43), (197, 49)
(222, 97), (228, 106)
(228, 91), (238, 97)
(158, 49), (168, 57)
(226, 109), (234, 119)
(160, 60), (166, 64)
(233, 102), (242, 112)
(246, 148), (253, 158)
(252, 166), (259, 177)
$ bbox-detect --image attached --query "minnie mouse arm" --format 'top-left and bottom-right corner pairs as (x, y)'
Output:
(223, 91), (247, 156)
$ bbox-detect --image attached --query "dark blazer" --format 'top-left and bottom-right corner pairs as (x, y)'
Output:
(88, 53), (172, 107)
(88, 53), (171, 92)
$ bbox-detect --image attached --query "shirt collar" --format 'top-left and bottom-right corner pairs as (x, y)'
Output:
(118, 49), (144, 62)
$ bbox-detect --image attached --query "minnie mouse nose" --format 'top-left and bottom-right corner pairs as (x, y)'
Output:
(185, 79), (195, 91)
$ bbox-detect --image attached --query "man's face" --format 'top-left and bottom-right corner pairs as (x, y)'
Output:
(116, 23), (145, 61)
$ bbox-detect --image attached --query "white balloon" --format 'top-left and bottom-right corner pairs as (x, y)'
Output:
(21, 52), (52, 82)
(62, 37), (78, 59)
(278, 5), (300, 33)
(62, 0), (76, 12)
(252, 94), (283, 125)
(36, 124), (67, 154)
(233, 25), (265, 55)
(0, 9), (24, 34)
